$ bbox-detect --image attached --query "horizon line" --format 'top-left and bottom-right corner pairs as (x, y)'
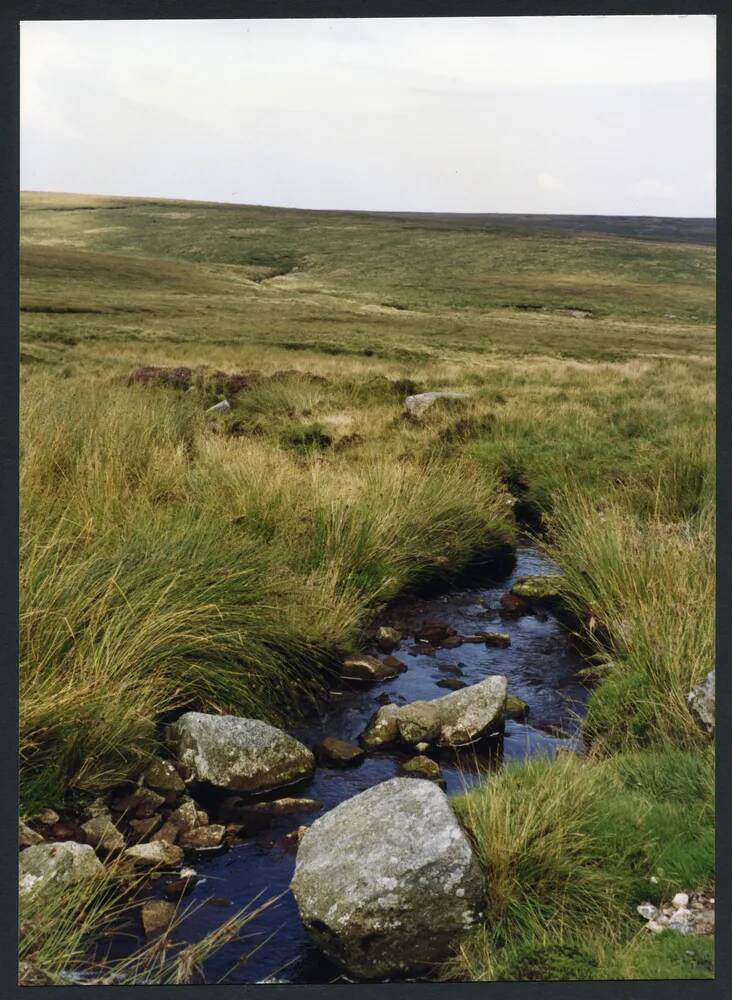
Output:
(20, 189), (716, 223)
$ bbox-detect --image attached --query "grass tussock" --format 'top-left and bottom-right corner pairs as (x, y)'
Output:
(447, 748), (714, 981)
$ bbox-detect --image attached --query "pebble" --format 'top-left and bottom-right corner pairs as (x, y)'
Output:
(637, 888), (714, 937)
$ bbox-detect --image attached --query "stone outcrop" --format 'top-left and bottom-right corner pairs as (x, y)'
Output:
(290, 777), (484, 980)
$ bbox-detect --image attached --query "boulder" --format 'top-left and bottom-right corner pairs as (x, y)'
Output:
(375, 627), (401, 653)
(510, 574), (563, 606)
(167, 712), (315, 793)
(404, 392), (469, 419)
(315, 737), (366, 767)
(360, 676), (507, 750)
(291, 777), (484, 980)
(19, 842), (103, 899)
(687, 671), (715, 737)
(81, 816), (126, 853)
(124, 841), (184, 868)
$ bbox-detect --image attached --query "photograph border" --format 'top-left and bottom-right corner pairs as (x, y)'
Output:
(2, 2), (727, 999)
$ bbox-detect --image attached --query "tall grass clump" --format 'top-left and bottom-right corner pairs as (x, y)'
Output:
(445, 748), (714, 981)
(545, 476), (713, 750)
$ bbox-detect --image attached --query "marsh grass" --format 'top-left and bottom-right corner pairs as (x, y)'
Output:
(19, 859), (279, 985)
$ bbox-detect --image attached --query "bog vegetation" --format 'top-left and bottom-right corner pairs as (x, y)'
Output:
(20, 193), (715, 981)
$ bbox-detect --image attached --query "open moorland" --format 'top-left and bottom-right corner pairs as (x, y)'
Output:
(19, 192), (715, 983)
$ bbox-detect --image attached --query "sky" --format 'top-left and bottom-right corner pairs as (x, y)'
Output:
(20, 16), (716, 217)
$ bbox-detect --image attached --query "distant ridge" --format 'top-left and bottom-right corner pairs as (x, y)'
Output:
(20, 191), (715, 246)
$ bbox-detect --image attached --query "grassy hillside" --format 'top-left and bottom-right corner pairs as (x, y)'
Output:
(20, 192), (715, 983)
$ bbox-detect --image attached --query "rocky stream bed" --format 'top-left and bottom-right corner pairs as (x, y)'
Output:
(21, 546), (599, 984)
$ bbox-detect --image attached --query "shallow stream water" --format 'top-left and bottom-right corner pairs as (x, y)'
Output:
(116, 546), (589, 984)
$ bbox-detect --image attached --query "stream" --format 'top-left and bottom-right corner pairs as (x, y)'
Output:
(114, 546), (590, 984)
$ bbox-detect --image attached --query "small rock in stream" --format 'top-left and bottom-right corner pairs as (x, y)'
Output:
(483, 631), (511, 648)
(499, 593), (529, 617)
(315, 737), (366, 767)
(141, 899), (176, 940)
(399, 755), (444, 784)
(179, 824), (226, 850)
(436, 678), (467, 691)
(124, 842), (184, 868)
(374, 627), (401, 652)
(414, 621), (456, 645)
(341, 656), (399, 682)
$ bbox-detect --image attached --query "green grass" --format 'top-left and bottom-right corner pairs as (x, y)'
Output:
(20, 192), (715, 982)
(446, 748), (714, 981)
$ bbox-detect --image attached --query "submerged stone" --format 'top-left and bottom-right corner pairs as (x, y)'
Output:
(510, 574), (564, 605)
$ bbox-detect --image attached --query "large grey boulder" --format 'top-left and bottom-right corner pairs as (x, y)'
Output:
(688, 671), (715, 737)
(291, 777), (484, 980)
(19, 842), (103, 900)
(361, 676), (507, 750)
(404, 392), (469, 418)
(167, 712), (315, 793)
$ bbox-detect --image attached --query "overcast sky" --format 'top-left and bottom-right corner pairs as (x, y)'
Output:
(21, 16), (715, 217)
